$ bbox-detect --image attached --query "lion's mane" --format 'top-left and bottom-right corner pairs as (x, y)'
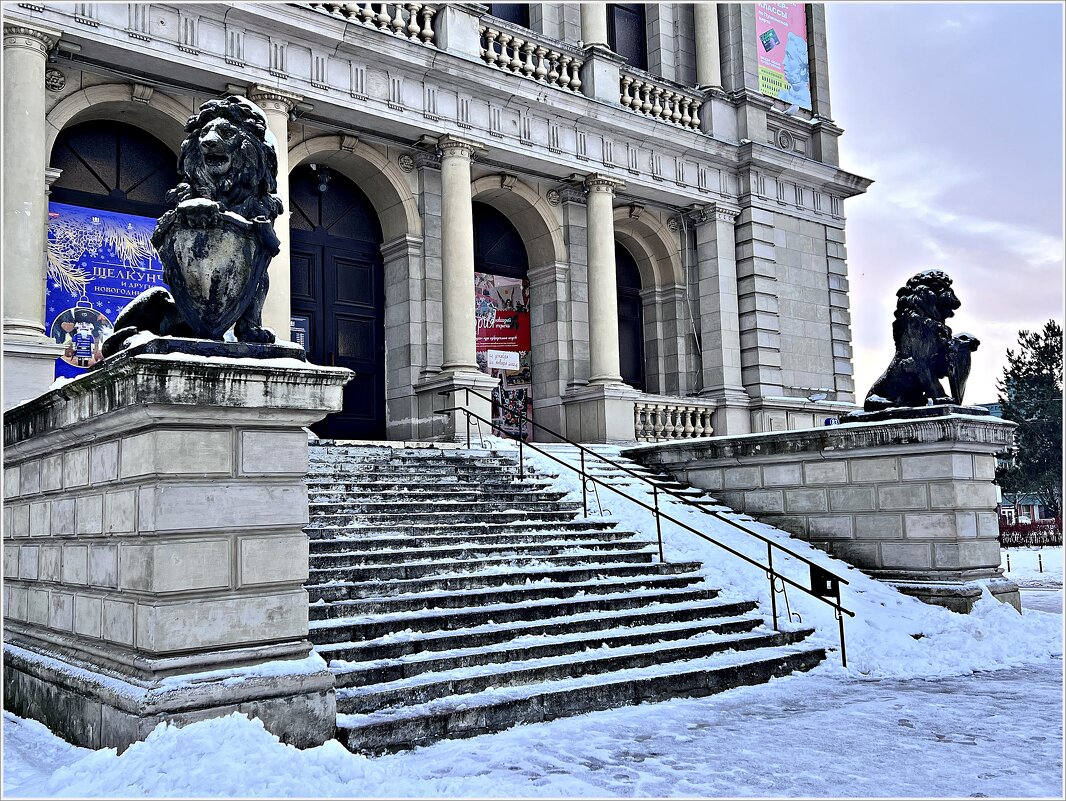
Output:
(167, 96), (284, 222)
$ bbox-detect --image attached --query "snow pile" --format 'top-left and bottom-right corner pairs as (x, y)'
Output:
(507, 441), (1062, 680)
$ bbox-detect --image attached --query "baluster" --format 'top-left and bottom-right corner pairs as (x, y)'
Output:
(567, 59), (582, 92)
(702, 409), (713, 435)
(692, 409), (704, 438)
(680, 97), (692, 128)
(496, 34), (513, 69)
(533, 45), (548, 81)
(620, 75), (634, 108)
(690, 100), (701, 129)
(669, 92), (682, 124)
(634, 403), (644, 440)
(546, 51), (560, 84)
(652, 404), (665, 440)
(482, 27), (497, 64)
(508, 36), (524, 71)
(358, 2), (374, 24)
(338, 3), (357, 19)
(406, 4), (422, 38)
(521, 40), (535, 76)
(639, 82), (653, 114)
(682, 408), (694, 437)
(374, 3), (390, 27)
(419, 6), (435, 43)
(391, 3), (405, 34)
(651, 87), (664, 119)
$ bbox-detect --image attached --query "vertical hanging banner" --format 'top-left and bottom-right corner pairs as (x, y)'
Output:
(755, 3), (811, 111)
(474, 272), (533, 441)
(46, 202), (168, 379)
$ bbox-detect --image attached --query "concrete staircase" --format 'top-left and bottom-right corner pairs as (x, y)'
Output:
(305, 443), (825, 753)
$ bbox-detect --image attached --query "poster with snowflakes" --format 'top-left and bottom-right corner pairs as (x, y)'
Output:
(46, 202), (168, 378)
(755, 3), (812, 111)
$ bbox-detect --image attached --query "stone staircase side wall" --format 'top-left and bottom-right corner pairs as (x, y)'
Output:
(625, 415), (1021, 613)
(2, 353), (351, 750)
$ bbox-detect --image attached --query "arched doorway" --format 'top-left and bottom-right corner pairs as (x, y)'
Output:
(47, 121), (178, 377)
(289, 164), (385, 440)
(473, 202), (532, 439)
(616, 243), (646, 391)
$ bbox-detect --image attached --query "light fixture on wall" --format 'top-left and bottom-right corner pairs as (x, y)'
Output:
(309, 164), (331, 194)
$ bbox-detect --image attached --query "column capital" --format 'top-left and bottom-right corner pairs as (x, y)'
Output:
(583, 173), (625, 194)
(436, 134), (485, 159)
(3, 21), (62, 54)
(684, 201), (741, 226)
(246, 85), (303, 114)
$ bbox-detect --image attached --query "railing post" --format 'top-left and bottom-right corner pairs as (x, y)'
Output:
(580, 449), (588, 518)
(767, 543), (779, 631)
(654, 485), (665, 563)
(518, 436), (524, 480)
(837, 606), (848, 668)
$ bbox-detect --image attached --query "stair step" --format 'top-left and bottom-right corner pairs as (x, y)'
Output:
(308, 539), (656, 567)
(309, 572), (707, 618)
(306, 522), (631, 544)
(306, 561), (704, 601)
(307, 549), (657, 582)
(312, 597), (758, 654)
(326, 614), (764, 686)
(307, 488), (567, 503)
(336, 642), (825, 753)
(308, 585), (722, 642)
(336, 626), (812, 714)
(308, 501), (581, 516)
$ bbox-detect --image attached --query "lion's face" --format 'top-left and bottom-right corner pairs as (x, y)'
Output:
(195, 117), (258, 182)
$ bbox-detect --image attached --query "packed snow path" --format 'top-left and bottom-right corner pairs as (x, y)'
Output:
(304, 443), (825, 751)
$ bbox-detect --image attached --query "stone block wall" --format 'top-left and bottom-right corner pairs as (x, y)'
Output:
(627, 414), (1020, 612)
(3, 351), (351, 749)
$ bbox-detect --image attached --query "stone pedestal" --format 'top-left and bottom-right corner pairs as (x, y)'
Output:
(3, 346), (352, 750)
(564, 383), (640, 444)
(415, 369), (499, 443)
(626, 413), (1020, 613)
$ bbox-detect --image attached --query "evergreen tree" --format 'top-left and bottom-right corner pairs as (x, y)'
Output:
(996, 320), (1063, 518)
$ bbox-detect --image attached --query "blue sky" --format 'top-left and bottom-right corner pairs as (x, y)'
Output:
(824, 2), (1064, 404)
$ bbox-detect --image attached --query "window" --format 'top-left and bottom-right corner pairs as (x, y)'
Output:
(607, 3), (647, 71)
(487, 4), (530, 29)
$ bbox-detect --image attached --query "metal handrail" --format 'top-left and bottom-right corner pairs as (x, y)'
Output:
(436, 387), (854, 667)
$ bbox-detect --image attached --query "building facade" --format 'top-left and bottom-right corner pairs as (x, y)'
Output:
(2, 2), (871, 442)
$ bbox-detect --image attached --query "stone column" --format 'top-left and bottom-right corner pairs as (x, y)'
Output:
(694, 2), (722, 89)
(580, 2), (608, 47)
(438, 135), (480, 374)
(247, 86), (301, 342)
(584, 174), (625, 385)
(3, 21), (65, 409)
(692, 203), (750, 434)
(415, 135), (497, 441)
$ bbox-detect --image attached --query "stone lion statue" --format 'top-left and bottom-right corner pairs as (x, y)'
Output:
(864, 270), (980, 411)
(102, 96), (283, 356)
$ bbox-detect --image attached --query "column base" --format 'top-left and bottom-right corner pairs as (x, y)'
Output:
(563, 383), (640, 444)
(2, 335), (64, 410)
(885, 577), (1022, 614)
(415, 369), (500, 443)
(3, 636), (335, 751)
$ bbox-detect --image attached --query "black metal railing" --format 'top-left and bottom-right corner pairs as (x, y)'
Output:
(436, 387), (855, 667)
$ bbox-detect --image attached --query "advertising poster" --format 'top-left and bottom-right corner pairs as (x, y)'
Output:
(46, 202), (167, 378)
(474, 272), (533, 441)
(755, 3), (811, 110)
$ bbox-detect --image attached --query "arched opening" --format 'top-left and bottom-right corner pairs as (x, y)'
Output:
(50, 120), (178, 217)
(616, 242), (646, 391)
(473, 201), (533, 439)
(289, 163), (385, 439)
(46, 121), (178, 377)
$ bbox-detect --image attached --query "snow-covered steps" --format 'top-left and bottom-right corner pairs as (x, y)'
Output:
(305, 443), (824, 753)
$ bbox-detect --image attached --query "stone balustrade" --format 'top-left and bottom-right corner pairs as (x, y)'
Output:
(634, 397), (715, 441)
(479, 22), (583, 93)
(303, 2), (437, 45)
(619, 69), (703, 130)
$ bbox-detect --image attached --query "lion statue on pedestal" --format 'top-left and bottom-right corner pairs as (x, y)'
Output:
(864, 270), (980, 412)
(102, 96), (283, 357)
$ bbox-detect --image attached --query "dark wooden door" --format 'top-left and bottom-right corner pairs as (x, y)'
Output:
(616, 243), (646, 390)
(289, 165), (385, 440)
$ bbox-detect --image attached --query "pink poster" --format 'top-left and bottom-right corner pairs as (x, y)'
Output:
(755, 4), (811, 111)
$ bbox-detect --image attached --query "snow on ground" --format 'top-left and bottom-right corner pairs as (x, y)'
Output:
(508, 441), (1063, 679)
(3, 440), (1063, 798)
(1002, 545), (1064, 589)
